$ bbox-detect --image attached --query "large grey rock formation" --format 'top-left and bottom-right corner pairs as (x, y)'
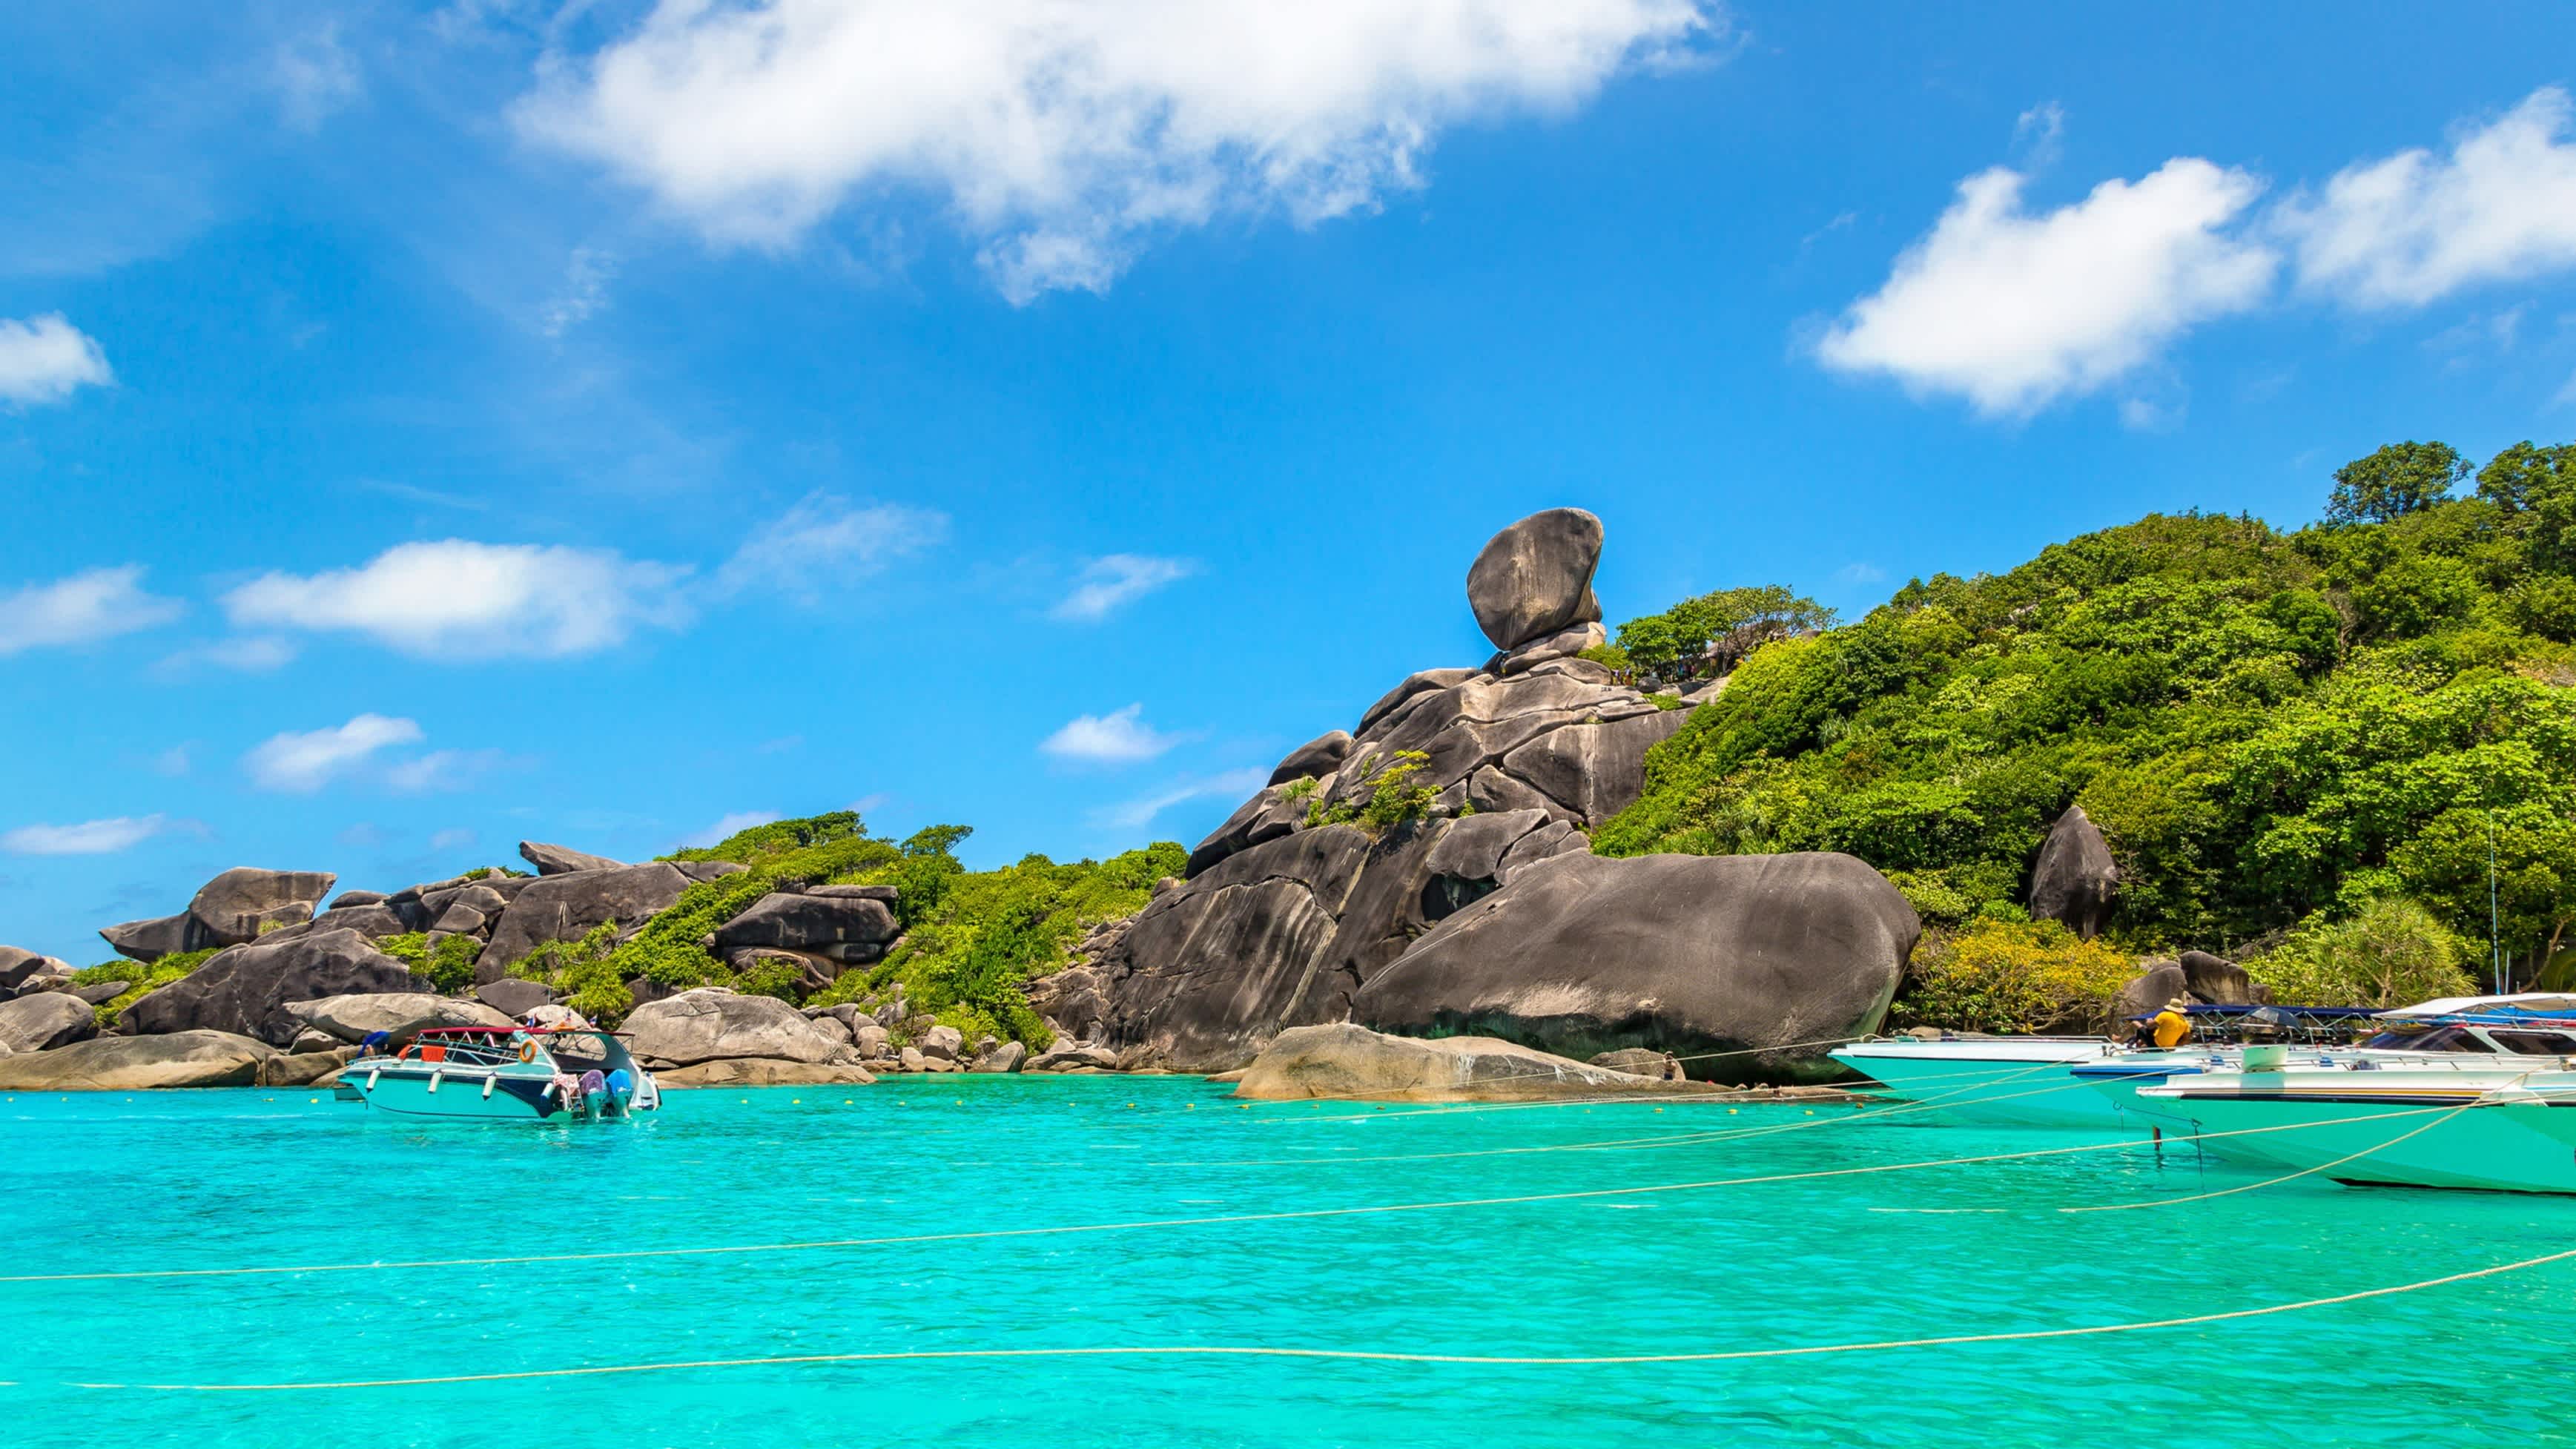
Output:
(2112, 960), (2190, 1032)
(479, 862), (691, 977)
(0, 991), (99, 1054)
(188, 868), (337, 947)
(2029, 805), (2119, 940)
(119, 928), (427, 1047)
(475, 979), (555, 1017)
(2179, 950), (2255, 1006)
(285, 993), (513, 1043)
(1354, 851), (1918, 1083)
(1268, 730), (1353, 786)
(99, 867), (339, 962)
(0, 1030), (276, 1090)
(710, 892), (900, 961)
(623, 988), (841, 1068)
(1465, 507), (1605, 650)
(520, 840), (627, 876)
(0, 947), (70, 994)
(1232, 1023), (1712, 1102)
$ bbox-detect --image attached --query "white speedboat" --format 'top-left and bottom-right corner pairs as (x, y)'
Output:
(337, 1026), (661, 1121)
(2134, 1061), (2576, 1194)
(1826, 1037), (2129, 1128)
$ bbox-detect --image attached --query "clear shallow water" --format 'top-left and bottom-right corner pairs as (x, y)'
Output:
(6, 1076), (2576, 1448)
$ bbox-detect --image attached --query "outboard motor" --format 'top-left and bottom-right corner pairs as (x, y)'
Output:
(606, 1067), (634, 1117)
(578, 1068), (607, 1118)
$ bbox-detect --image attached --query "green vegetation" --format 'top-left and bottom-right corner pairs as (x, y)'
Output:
(486, 813), (1182, 1043)
(810, 841), (1187, 1049)
(1613, 584), (1837, 684)
(72, 948), (216, 1026)
(1889, 918), (2135, 1034)
(1599, 439), (2576, 991)
(2245, 897), (2477, 1008)
(1306, 750), (1441, 833)
(377, 931), (483, 994)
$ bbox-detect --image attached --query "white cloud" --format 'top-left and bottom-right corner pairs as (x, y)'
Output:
(1833, 562), (1886, 585)
(1, 814), (169, 856)
(1041, 703), (1185, 765)
(0, 314), (113, 406)
(385, 748), (506, 794)
(242, 713), (425, 793)
(429, 827), (478, 851)
(517, 0), (1716, 300)
(541, 247), (618, 337)
(2276, 88), (2576, 309)
(152, 745), (192, 778)
(1816, 159), (2274, 416)
(716, 495), (948, 601)
(1051, 554), (1194, 621)
(273, 22), (363, 131)
(1093, 768), (1269, 831)
(0, 566), (184, 655)
(684, 810), (780, 848)
(223, 539), (693, 659)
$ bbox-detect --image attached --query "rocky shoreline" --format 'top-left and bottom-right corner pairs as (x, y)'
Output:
(2, 508), (1958, 1101)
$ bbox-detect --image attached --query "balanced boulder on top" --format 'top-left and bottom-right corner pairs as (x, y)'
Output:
(520, 840), (627, 876)
(1465, 507), (1605, 651)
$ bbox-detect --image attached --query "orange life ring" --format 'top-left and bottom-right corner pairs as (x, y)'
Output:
(518, 1040), (538, 1064)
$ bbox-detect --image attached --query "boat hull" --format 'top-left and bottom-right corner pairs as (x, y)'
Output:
(2140, 1073), (2576, 1194)
(1827, 1041), (2121, 1129)
(346, 1063), (590, 1120)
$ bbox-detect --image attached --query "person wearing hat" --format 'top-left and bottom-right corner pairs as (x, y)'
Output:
(2150, 997), (2193, 1049)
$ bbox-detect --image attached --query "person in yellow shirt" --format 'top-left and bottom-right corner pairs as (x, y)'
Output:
(2150, 997), (2193, 1049)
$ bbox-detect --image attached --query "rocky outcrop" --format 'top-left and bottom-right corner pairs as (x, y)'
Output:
(1355, 851), (1917, 1083)
(98, 912), (195, 964)
(0, 1031), (276, 1090)
(1466, 507), (1604, 650)
(119, 928), (428, 1047)
(479, 862), (691, 977)
(285, 993), (513, 1043)
(0, 947), (70, 995)
(2112, 960), (2190, 1031)
(1232, 1023), (1714, 1102)
(475, 979), (555, 1017)
(1269, 730), (1353, 786)
(624, 988), (842, 1069)
(710, 892), (899, 962)
(521, 840), (627, 876)
(2179, 950), (2255, 1006)
(655, 1057), (877, 1088)
(2029, 806), (2118, 940)
(311, 902), (409, 939)
(186, 868), (337, 948)
(0, 991), (99, 1054)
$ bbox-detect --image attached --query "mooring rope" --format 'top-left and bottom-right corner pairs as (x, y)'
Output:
(0, 1101), (2474, 1287)
(71, 1240), (2576, 1391)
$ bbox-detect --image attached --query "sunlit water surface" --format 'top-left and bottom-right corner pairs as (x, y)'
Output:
(7, 1076), (2576, 1447)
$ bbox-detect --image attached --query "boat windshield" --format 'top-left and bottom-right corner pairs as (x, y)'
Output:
(2362, 1026), (2489, 1052)
(540, 1031), (619, 1074)
(2491, 1030), (2576, 1055)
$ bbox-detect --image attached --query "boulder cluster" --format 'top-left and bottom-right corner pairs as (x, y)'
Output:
(1028, 509), (1922, 1082)
(0, 839), (1066, 1091)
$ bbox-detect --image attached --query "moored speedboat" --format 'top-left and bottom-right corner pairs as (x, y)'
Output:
(338, 1026), (661, 1120)
(1826, 1037), (2127, 1128)
(2135, 1060), (2576, 1193)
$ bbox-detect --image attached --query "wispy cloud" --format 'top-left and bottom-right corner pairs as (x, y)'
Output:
(684, 810), (779, 848)
(242, 713), (425, 793)
(1092, 768), (1269, 832)
(0, 566), (184, 655)
(384, 747), (506, 794)
(3, 813), (170, 856)
(716, 494), (948, 602)
(153, 635), (300, 678)
(271, 22), (363, 131)
(0, 314), (113, 406)
(429, 826), (478, 851)
(1051, 555), (1195, 622)
(541, 246), (618, 337)
(1041, 704), (1184, 765)
(224, 540), (693, 659)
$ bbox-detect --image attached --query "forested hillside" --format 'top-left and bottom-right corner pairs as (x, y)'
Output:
(1596, 440), (2576, 983)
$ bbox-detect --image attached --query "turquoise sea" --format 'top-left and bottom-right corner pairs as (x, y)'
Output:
(6, 1075), (2575, 1448)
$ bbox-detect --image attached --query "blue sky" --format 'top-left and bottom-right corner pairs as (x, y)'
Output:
(4, 1), (2574, 963)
